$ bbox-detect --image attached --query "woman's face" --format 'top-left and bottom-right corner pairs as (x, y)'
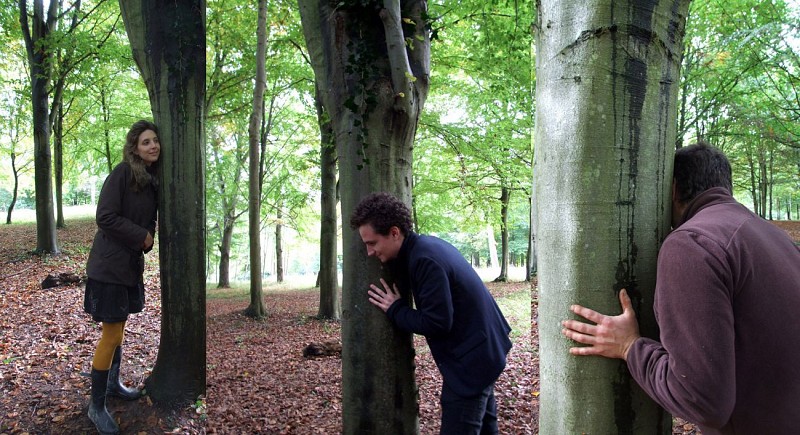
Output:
(135, 129), (160, 166)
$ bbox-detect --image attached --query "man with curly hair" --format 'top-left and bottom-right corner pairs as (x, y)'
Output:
(351, 192), (512, 435)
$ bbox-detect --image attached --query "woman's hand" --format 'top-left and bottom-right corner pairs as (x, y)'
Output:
(142, 232), (154, 250)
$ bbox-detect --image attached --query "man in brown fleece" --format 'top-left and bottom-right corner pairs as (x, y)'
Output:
(561, 142), (800, 434)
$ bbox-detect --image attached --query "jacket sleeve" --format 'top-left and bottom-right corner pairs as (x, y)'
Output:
(96, 165), (149, 251)
(386, 256), (453, 337)
(626, 230), (736, 428)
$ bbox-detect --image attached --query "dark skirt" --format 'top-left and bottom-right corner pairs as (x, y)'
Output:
(83, 278), (145, 323)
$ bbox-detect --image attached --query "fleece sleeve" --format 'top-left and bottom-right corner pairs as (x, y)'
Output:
(626, 230), (736, 429)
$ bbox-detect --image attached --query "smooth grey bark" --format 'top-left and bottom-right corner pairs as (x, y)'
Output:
(299, 0), (430, 432)
(245, 0), (268, 319)
(535, 0), (690, 432)
(119, 0), (206, 405)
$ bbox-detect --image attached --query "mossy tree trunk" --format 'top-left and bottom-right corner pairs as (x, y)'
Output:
(299, 0), (430, 432)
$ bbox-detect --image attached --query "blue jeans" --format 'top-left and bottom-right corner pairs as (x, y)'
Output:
(440, 382), (498, 435)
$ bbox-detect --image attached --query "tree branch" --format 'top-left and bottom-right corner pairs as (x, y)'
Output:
(379, 0), (414, 113)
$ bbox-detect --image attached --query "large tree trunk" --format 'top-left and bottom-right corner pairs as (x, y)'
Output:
(20, 0), (59, 254)
(299, 0), (430, 432)
(316, 85), (340, 320)
(245, 0), (268, 319)
(119, 0), (206, 405)
(535, 0), (690, 432)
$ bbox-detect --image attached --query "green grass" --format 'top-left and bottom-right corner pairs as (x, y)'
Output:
(7, 204), (95, 224)
(206, 281), (321, 299)
(495, 288), (532, 344)
(206, 284), (251, 300)
(207, 282), (532, 344)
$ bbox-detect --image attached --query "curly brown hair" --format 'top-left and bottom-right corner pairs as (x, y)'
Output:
(123, 120), (160, 192)
(349, 192), (413, 236)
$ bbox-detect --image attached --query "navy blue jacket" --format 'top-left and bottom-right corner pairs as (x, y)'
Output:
(386, 232), (512, 397)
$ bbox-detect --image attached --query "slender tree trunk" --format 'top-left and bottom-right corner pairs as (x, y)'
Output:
(535, 0), (690, 432)
(747, 149), (759, 215)
(54, 101), (65, 228)
(101, 87), (113, 174)
(528, 158), (538, 280)
(275, 204), (284, 283)
(768, 149), (774, 220)
(317, 85), (341, 319)
(299, 0), (430, 432)
(218, 218), (234, 288)
(7, 152), (19, 225)
(245, 0), (268, 319)
(210, 140), (244, 289)
(487, 224), (499, 268)
(119, 0), (206, 405)
(494, 186), (510, 282)
(759, 147), (767, 218)
(20, 0), (59, 254)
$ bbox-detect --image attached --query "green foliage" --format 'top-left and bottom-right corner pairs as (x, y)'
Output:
(494, 286), (532, 343)
(414, 0), (533, 239)
(681, 0), (800, 216)
(204, 0), (323, 280)
(2, 0), (797, 276)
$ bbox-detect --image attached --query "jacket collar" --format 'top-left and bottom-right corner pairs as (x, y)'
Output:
(388, 231), (418, 271)
(678, 187), (737, 227)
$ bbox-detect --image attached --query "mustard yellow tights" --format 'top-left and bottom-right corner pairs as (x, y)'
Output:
(92, 321), (126, 370)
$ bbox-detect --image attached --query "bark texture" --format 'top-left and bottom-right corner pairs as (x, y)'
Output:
(534, 0), (690, 432)
(299, 0), (430, 432)
(316, 85), (341, 320)
(245, 0), (268, 319)
(119, 0), (206, 405)
(19, 0), (59, 254)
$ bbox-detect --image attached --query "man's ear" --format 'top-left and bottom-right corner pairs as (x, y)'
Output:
(390, 226), (400, 238)
(671, 179), (678, 202)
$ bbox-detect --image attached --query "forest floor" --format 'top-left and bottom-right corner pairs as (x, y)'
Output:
(0, 218), (797, 434)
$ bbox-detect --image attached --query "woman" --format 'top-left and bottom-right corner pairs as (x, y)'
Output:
(83, 120), (160, 434)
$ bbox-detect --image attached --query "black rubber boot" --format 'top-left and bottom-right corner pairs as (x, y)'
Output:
(88, 369), (120, 435)
(107, 346), (142, 400)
